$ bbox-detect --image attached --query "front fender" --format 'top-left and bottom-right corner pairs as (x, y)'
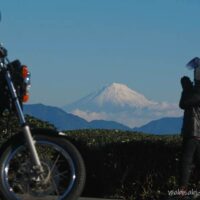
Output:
(30, 128), (63, 137)
(0, 128), (67, 154)
(0, 128), (69, 158)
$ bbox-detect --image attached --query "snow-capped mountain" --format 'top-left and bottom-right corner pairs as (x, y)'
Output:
(88, 83), (154, 107)
(65, 83), (156, 111)
(81, 83), (156, 108)
(63, 83), (182, 127)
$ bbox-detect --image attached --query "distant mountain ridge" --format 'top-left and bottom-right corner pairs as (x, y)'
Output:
(133, 117), (183, 135)
(24, 103), (182, 134)
(24, 104), (130, 131)
(24, 104), (88, 130)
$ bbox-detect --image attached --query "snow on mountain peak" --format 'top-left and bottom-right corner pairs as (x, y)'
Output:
(94, 82), (156, 108)
(63, 82), (181, 127)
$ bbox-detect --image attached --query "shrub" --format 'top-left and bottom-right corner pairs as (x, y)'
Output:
(63, 129), (186, 200)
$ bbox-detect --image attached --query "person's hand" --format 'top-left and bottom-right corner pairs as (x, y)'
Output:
(181, 76), (193, 91)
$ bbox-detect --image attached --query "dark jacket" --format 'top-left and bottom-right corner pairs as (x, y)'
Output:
(179, 86), (200, 138)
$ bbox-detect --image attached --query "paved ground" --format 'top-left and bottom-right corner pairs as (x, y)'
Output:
(18, 195), (120, 200)
(80, 198), (120, 200)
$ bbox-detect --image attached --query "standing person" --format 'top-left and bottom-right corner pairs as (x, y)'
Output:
(179, 58), (200, 198)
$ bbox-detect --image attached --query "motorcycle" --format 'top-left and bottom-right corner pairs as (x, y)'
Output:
(0, 44), (86, 200)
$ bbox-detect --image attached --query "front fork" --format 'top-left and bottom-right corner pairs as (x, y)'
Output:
(5, 69), (43, 172)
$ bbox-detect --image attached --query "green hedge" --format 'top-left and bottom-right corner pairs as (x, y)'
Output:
(0, 114), (199, 200)
(63, 129), (200, 200)
(0, 113), (56, 145)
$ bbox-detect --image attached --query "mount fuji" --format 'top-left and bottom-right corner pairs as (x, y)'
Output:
(63, 83), (182, 128)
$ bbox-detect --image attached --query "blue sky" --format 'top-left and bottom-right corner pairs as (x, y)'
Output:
(0, 0), (200, 106)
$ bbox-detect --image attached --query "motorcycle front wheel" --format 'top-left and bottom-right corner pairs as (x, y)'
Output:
(0, 133), (86, 200)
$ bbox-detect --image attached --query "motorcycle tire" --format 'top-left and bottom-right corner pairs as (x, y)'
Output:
(0, 131), (86, 200)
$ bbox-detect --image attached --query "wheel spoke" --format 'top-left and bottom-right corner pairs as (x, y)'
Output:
(50, 154), (61, 173)
(53, 170), (69, 179)
(50, 174), (60, 197)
